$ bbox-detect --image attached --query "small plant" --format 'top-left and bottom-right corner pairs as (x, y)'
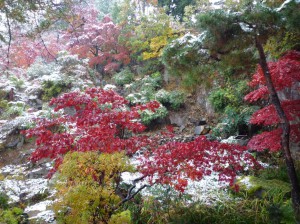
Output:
(1, 101), (26, 119)
(54, 151), (134, 224)
(42, 80), (71, 101)
(126, 93), (149, 104)
(155, 89), (185, 110)
(9, 76), (24, 90)
(0, 193), (24, 224)
(113, 68), (134, 86)
(140, 104), (168, 125)
(27, 59), (55, 79)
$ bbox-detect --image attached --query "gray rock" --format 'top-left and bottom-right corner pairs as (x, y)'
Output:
(195, 125), (210, 135)
(221, 135), (249, 146)
(195, 126), (204, 135)
(169, 113), (187, 127)
(0, 118), (28, 150)
(196, 86), (214, 116)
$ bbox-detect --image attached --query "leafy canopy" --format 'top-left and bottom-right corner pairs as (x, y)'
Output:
(245, 51), (300, 152)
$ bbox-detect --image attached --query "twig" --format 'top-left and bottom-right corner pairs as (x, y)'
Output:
(5, 8), (12, 72)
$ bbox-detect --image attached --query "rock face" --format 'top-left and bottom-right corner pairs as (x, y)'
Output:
(196, 86), (214, 117)
(0, 118), (28, 150)
(0, 162), (56, 223)
(169, 112), (188, 132)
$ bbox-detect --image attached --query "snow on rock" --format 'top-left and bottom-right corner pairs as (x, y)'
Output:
(25, 200), (53, 213)
(25, 200), (56, 223)
(0, 178), (47, 203)
(0, 117), (29, 150)
(103, 84), (117, 91)
(29, 210), (56, 223)
(0, 162), (57, 223)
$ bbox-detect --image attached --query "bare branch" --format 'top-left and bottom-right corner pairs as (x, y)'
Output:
(4, 7), (12, 72)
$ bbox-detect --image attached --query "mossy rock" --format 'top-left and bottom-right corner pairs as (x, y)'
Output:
(237, 176), (291, 199)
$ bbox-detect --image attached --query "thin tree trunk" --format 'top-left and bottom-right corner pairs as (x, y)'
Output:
(255, 36), (300, 222)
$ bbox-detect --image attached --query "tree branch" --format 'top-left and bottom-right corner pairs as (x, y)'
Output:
(4, 7), (12, 72)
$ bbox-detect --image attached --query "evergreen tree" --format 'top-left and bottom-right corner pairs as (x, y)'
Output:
(194, 0), (300, 221)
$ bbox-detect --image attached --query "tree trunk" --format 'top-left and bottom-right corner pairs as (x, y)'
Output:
(255, 36), (300, 222)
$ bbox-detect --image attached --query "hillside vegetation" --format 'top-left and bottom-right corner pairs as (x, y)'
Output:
(0, 0), (299, 223)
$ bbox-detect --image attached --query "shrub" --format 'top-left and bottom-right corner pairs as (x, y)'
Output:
(212, 106), (258, 138)
(108, 210), (132, 224)
(9, 76), (24, 90)
(0, 193), (9, 210)
(140, 104), (168, 125)
(42, 80), (71, 101)
(209, 88), (237, 113)
(0, 207), (23, 224)
(27, 58), (55, 79)
(169, 90), (185, 110)
(113, 68), (134, 85)
(54, 151), (134, 224)
(1, 101), (26, 119)
(155, 89), (185, 110)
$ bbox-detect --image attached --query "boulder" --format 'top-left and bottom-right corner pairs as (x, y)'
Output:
(0, 118), (28, 150)
(194, 125), (211, 135)
(25, 84), (43, 110)
(221, 135), (249, 146)
(169, 112), (188, 133)
(169, 113), (187, 127)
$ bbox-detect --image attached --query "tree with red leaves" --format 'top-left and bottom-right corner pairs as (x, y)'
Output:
(24, 87), (259, 194)
(245, 50), (300, 218)
(139, 136), (259, 192)
(23, 88), (160, 177)
(63, 4), (130, 75)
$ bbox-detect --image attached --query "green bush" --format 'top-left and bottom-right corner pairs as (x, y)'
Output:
(54, 151), (134, 224)
(169, 91), (185, 109)
(0, 193), (9, 210)
(258, 159), (300, 185)
(113, 68), (134, 86)
(209, 80), (250, 113)
(9, 76), (25, 90)
(0, 207), (23, 224)
(1, 101), (26, 119)
(209, 88), (237, 113)
(212, 106), (258, 138)
(42, 80), (71, 101)
(140, 104), (168, 125)
(155, 89), (185, 110)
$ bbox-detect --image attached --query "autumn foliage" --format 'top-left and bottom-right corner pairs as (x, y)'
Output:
(24, 87), (259, 191)
(63, 5), (130, 73)
(23, 88), (160, 177)
(139, 136), (259, 191)
(245, 51), (300, 152)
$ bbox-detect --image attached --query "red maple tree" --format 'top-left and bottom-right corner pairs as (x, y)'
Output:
(62, 4), (130, 74)
(24, 87), (259, 191)
(23, 88), (160, 177)
(139, 136), (259, 191)
(245, 50), (300, 152)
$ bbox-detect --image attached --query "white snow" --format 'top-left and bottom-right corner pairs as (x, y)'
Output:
(25, 200), (53, 212)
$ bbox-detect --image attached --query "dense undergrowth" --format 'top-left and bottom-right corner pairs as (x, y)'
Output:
(0, 0), (299, 223)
